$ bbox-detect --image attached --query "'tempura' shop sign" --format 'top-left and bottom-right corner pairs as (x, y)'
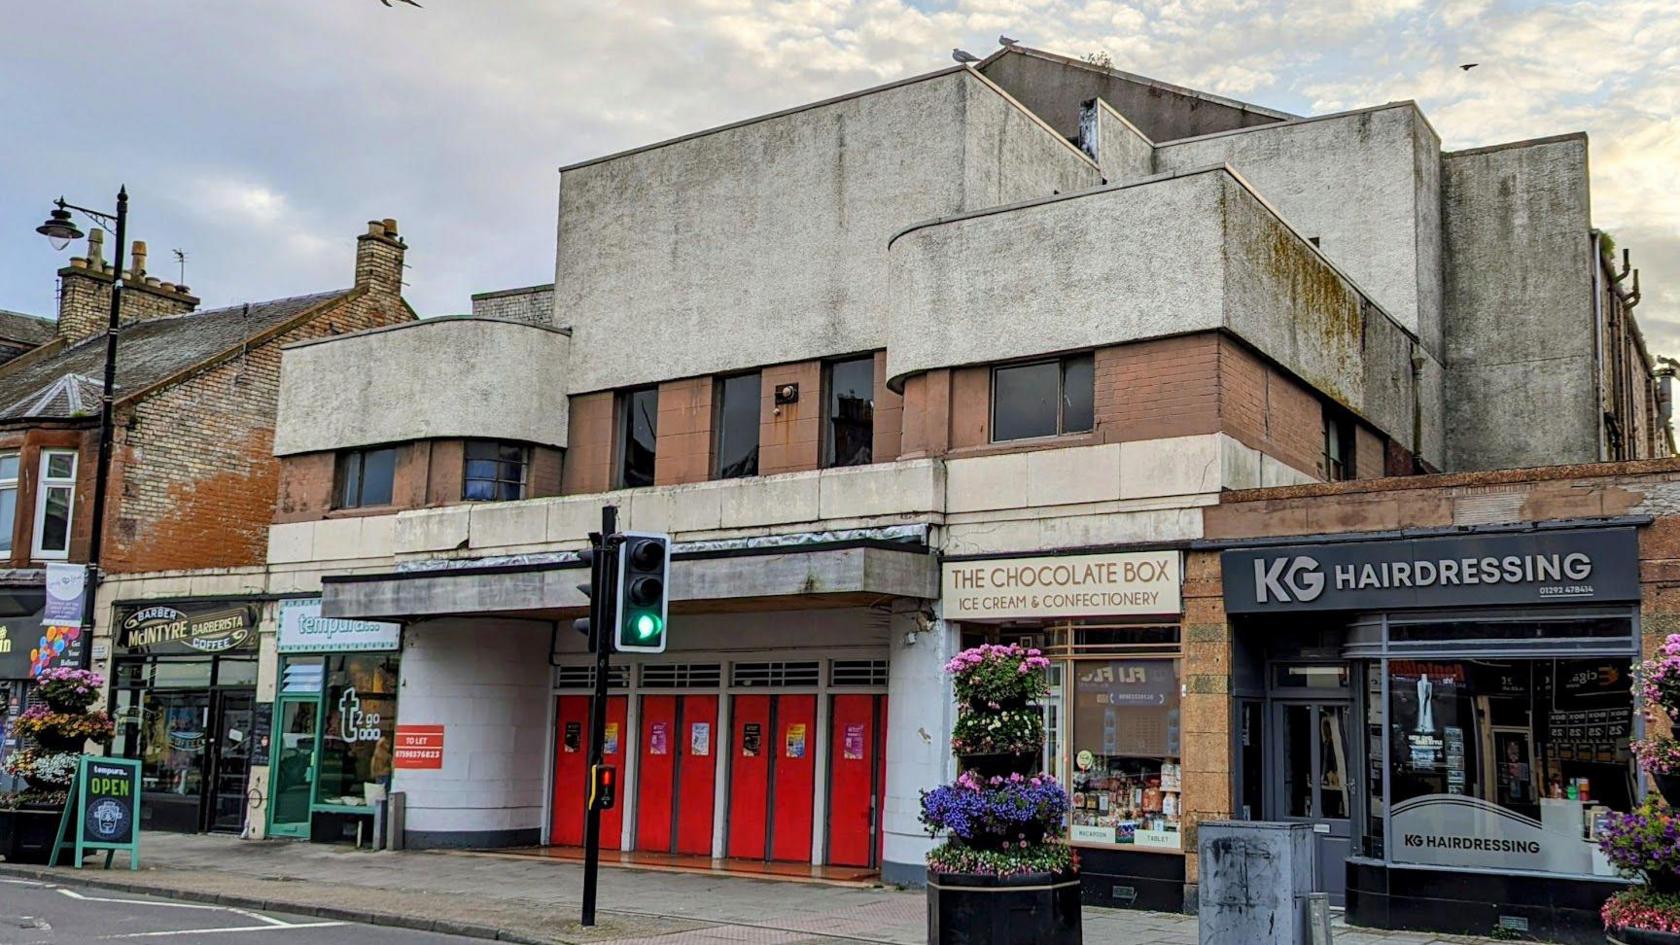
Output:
(117, 603), (258, 655)
(942, 551), (1182, 621)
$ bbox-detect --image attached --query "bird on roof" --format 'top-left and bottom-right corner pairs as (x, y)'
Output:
(999, 35), (1019, 46)
(953, 49), (981, 63)
(379, 0), (422, 7)
(1460, 62), (1479, 71)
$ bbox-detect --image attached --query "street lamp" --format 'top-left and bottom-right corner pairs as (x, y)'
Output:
(35, 187), (128, 671)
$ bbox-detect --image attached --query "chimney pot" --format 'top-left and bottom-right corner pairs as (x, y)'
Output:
(175, 284), (190, 294)
(159, 282), (176, 293)
(367, 220), (386, 238)
(70, 257), (88, 270)
(131, 240), (148, 276)
(87, 228), (105, 267)
(381, 218), (398, 236)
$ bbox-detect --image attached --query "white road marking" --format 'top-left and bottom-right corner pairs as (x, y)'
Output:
(0, 880), (47, 886)
(54, 888), (289, 926)
(100, 921), (347, 939)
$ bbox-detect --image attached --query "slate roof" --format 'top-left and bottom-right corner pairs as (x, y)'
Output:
(0, 310), (54, 346)
(0, 290), (348, 421)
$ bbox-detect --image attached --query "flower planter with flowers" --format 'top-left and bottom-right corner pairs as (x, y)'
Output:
(923, 644), (1081, 945)
(0, 667), (111, 864)
(1602, 636), (1680, 943)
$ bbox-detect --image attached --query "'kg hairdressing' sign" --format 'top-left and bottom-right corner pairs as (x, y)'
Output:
(1222, 527), (1639, 614)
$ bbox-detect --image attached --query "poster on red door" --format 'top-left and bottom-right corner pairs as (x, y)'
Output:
(604, 722), (620, 756)
(741, 723), (761, 756)
(650, 721), (670, 755)
(394, 724), (444, 769)
(785, 723), (807, 758)
(690, 722), (710, 757)
(843, 723), (865, 760)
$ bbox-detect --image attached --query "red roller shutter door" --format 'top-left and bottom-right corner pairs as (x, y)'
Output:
(635, 694), (718, 855)
(827, 693), (884, 867)
(726, 694), (815, 861)
(550, 694), (627, 849)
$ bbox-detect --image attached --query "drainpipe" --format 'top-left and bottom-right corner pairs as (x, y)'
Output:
(1411, 345), (1425, 471)
(1591, 231), (1607, 461)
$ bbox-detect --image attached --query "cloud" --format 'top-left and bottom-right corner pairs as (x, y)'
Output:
(0, 0), (1672, 363)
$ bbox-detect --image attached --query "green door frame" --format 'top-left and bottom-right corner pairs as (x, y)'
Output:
(265, 695), (322, 839)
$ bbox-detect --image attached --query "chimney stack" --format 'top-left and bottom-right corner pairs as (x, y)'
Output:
(54, 231), (198, 345)
(354, 217), (407, 296)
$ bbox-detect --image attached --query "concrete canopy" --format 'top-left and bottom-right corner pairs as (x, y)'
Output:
(320, 543), (939, 622)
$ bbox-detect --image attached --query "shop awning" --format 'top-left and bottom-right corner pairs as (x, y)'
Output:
(319, 542), (938, 622)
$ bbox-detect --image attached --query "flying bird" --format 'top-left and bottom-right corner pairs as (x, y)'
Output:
(999, 35), (1019, 47)
(379, 0), (422, 7)
(953, 48), (981, 63)
(1460, 62), (1479, 71)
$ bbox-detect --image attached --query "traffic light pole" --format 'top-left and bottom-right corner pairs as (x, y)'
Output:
(580, 504), (618, 927)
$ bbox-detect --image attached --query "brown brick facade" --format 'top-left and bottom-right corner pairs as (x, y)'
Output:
(274, 439), (563, 524)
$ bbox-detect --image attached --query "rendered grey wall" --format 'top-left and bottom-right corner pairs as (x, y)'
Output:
(886, 168), (1440, 460)
(1156, 105), (1443, 357)
(1083, 98), (1155, 183)
(1441, 135), (1596, 471)
(979, 48), (1286, 144)
(558, 69), (1099, 395)
(274, 317), (570, 455)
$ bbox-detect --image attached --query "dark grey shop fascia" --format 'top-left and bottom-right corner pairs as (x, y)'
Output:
(321, 541), (938, 622)
(1222, 525), (1641, 614)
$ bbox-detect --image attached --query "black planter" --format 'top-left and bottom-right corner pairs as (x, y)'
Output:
(0, 806), (65, 864)
(927, 869), (1082, 945)
(1654, 774), (1680, 809)
(1609, 927), (1680, 945)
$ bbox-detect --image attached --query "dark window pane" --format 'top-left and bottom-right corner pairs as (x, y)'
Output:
(993, 361), (1060, 441)
(463, 440), (526, 502)
(337, 453), (363, 508)
(826, 357), (875, 467)
(620, 387), (659, 488)
(1062, 354), (1094, 434)
(358, 449), (396, 506)
(465, 459), (498, 481)
(463, 479), (494, 501)
(41, 486), (70, 552)
(716, 373), (761, 479)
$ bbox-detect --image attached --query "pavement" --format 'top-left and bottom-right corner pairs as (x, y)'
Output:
(0, 832), (1518, 945)
(0, 876), (484, 944)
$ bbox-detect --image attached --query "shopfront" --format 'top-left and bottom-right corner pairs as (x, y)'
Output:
(1222, 525), (1642, 943)
(942, 549), (1185, 910)
(268, 597), (402, 843)
(0, 586), (46, 792)
(110, 599), (261, 834)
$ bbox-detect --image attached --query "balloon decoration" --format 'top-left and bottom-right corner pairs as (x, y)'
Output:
(28, 624), (81, 675)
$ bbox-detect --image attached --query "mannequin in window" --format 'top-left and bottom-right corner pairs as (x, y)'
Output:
(1416, 674), (1435, 733)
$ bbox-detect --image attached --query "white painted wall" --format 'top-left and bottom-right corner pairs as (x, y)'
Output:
(392, 617), (551, 847)
(881, 602), (957, 883)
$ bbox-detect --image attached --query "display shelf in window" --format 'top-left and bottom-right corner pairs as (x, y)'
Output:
(1069, 755), (1182, 849)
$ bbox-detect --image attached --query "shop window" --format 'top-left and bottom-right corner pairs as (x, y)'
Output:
(715, 372), (761, 479)
(1383, 656), (1634, 878)
(463, 440), (527, 501)
(335, 447), (396, 509)
(31, 449), (76, 559)
(1324, 407), (1355, 481)
(316, 654), (400, 809)
(617, 385), (659, 488)
(991, 353), (1094, 442)
(824, 356), (875, 467)
(0, 452), (17, 553)
(1068, 657), (1182, 849)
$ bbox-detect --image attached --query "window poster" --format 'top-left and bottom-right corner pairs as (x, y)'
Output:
(650, 721), (669, 756)
(741, 723), (761, 757)
(690, 722), (711, 757)
(785, 723), (807, 759)
(843, 723), (865, 760)
(604, 722), (620, 757)
(564, 721), (582, 753)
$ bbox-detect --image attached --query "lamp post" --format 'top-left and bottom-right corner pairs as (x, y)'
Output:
(35, 187), (128, 670)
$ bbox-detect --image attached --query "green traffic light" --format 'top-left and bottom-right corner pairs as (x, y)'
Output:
(635, 613), (662, 640)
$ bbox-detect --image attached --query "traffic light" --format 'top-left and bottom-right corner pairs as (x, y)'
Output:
(588, 764), (617, 811)
(615, 531), (670, 653)
(572, 546), (598, 651)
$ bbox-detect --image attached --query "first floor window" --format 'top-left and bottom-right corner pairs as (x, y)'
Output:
(825, 356), (875, 467)
(1068, 656), (1183, 849)
(0, 452), (18, 554)
(335, 447), (397, 509)
(618, 386), (659, 488)
(715, 372), (761, 479)
(1382, 654), (1633, 876)
(1324, 407), (1355, 481)
(463, 440), (527, 501)
(992, 353), (1095, 442)
(32, 449), (75, 559)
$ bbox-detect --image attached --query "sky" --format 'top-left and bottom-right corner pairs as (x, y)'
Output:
(1, 0), (1676, 356)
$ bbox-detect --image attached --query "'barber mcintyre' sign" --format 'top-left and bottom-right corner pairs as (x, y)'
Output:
(1222, 527), (1639, 613)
